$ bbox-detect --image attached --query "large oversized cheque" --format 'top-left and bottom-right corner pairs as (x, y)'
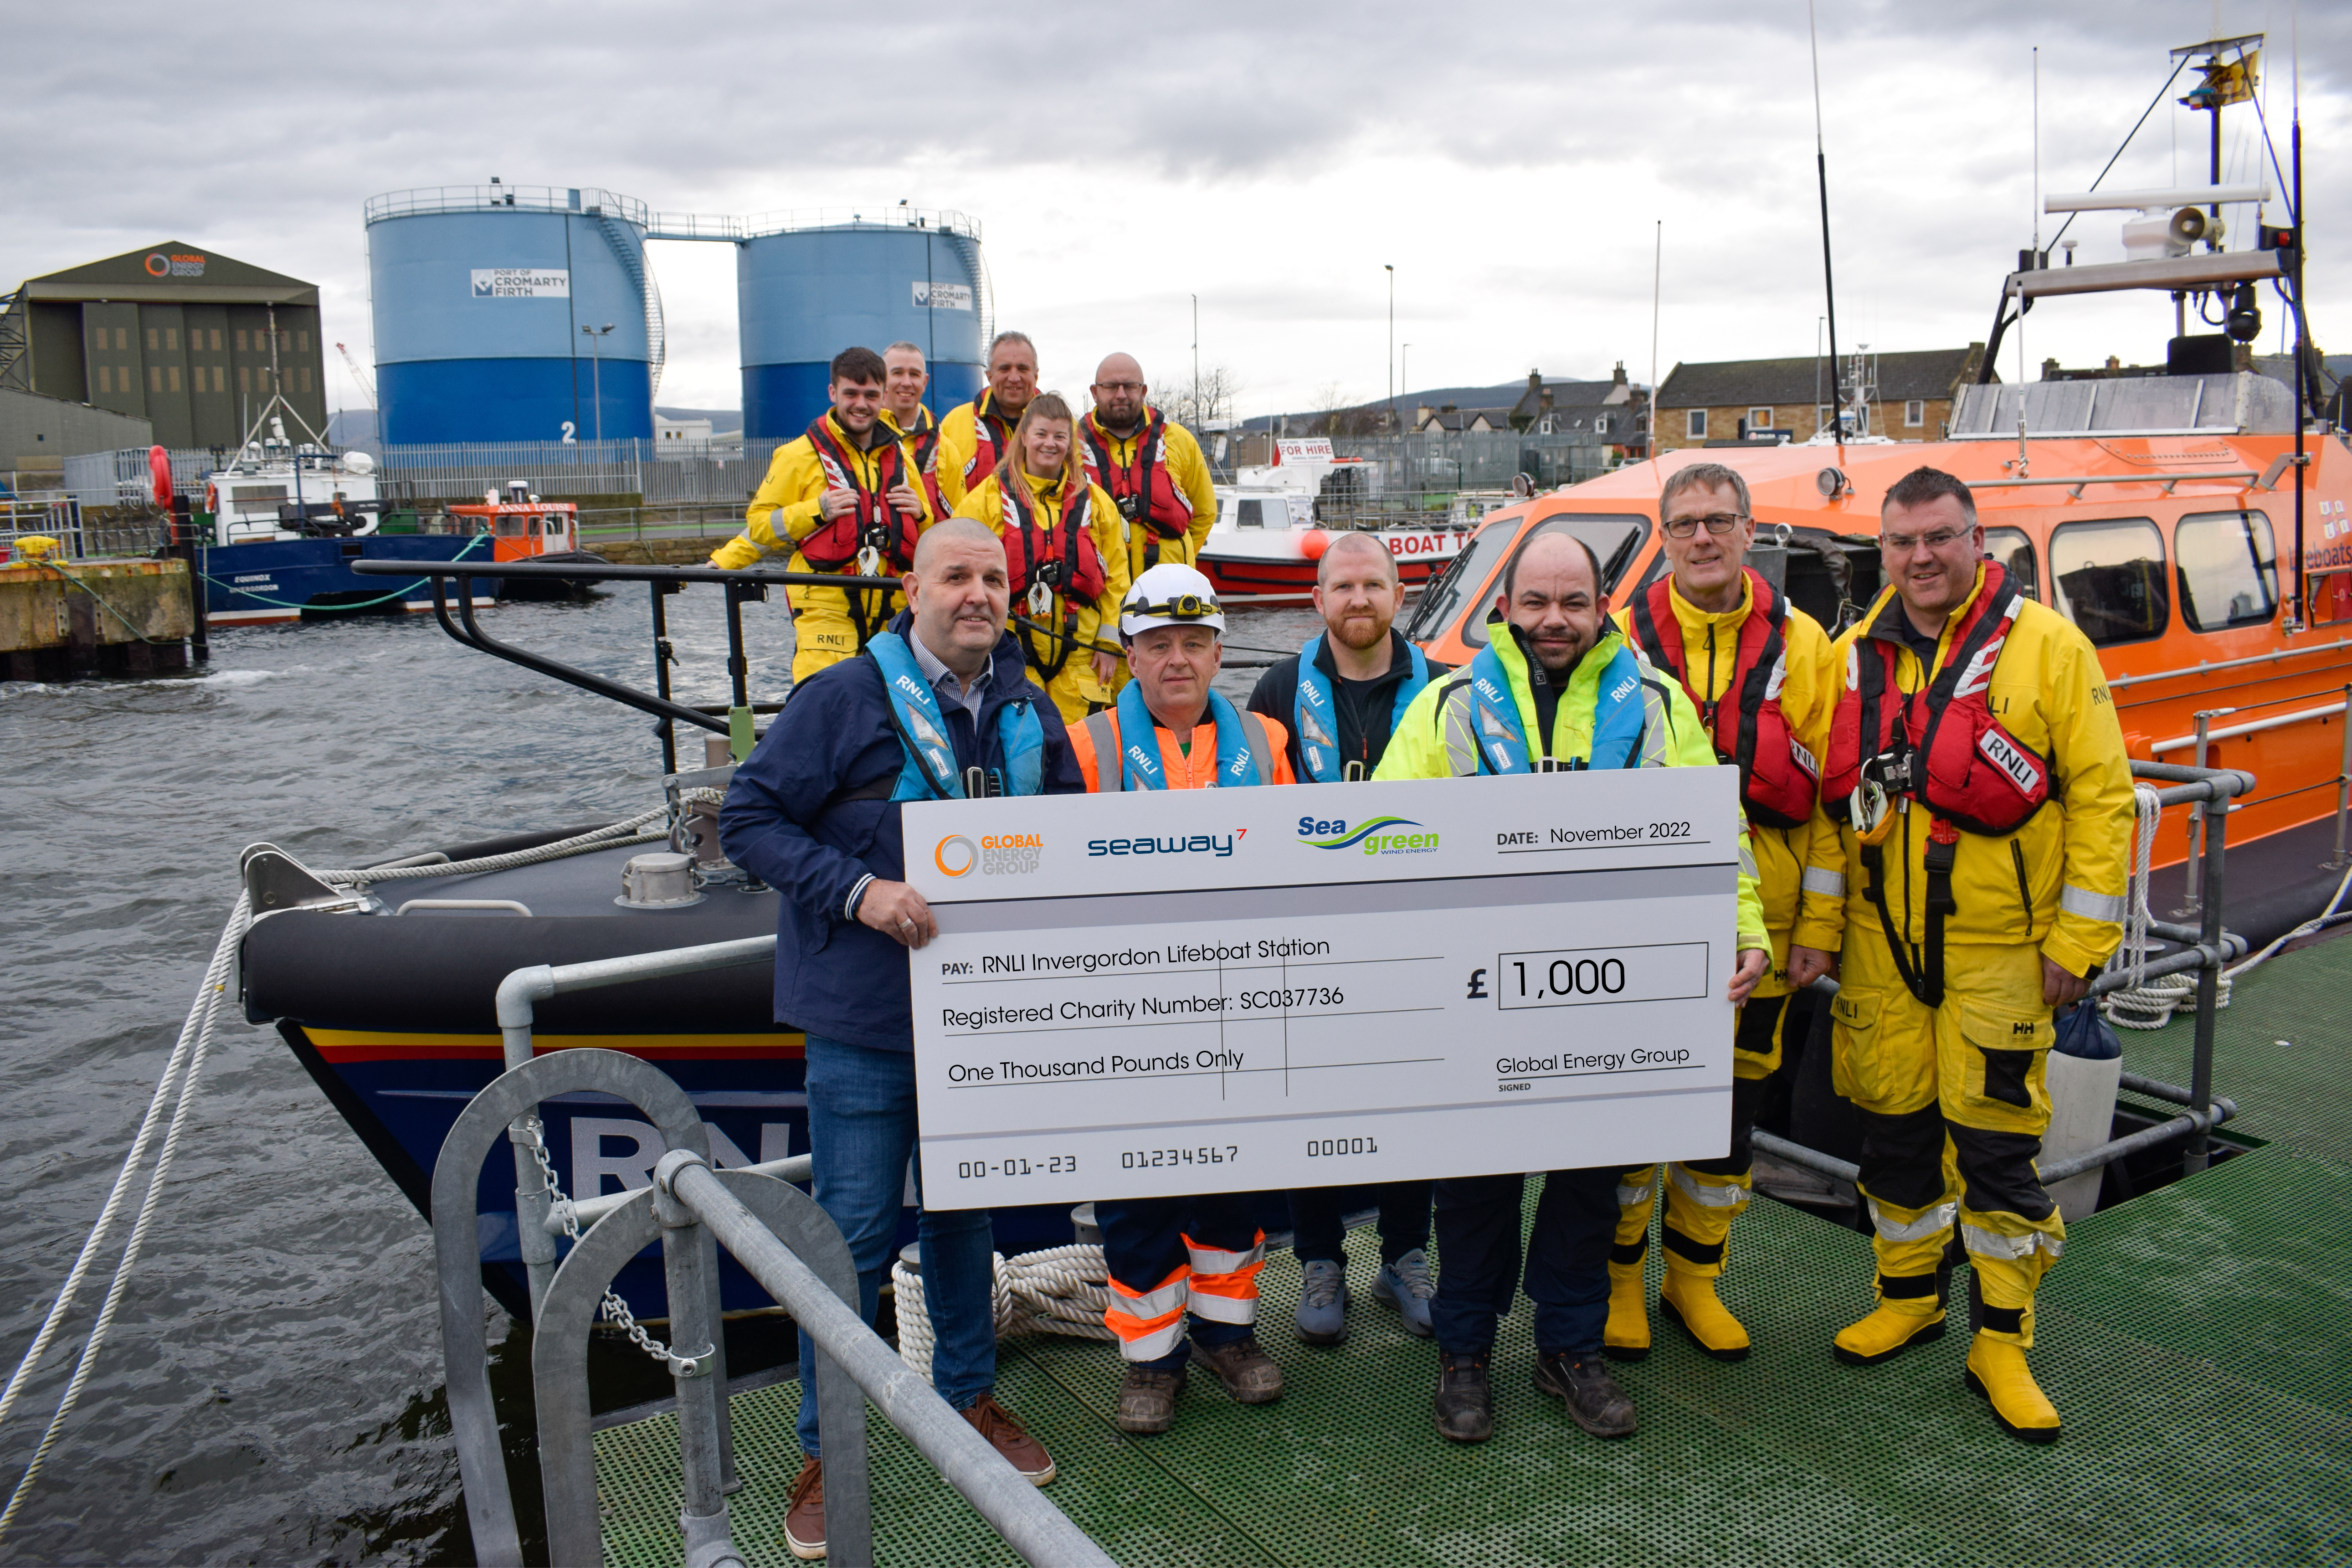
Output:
(905, 766), (1742, 1209)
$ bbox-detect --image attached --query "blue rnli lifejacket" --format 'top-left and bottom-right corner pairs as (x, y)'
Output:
(865, 631), (1044, 800)
(1466, 639), (1646, 774)
(1293, 633), (1432, 783)
(1112, 679), (1267, 789)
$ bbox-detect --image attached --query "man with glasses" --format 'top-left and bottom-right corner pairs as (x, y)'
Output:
(1602, 463), (1844, 1367)
(1789, 466), (2131, 1444)
(1081, 353), (1220, 583)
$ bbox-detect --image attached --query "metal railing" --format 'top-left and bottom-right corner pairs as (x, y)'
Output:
(365, 185), (650, 224)
(431, 941), (1112, 1568)
(372, 438), (782, 505)
(649, 206), (983, 242)
(1756, 760), (2258, 1191)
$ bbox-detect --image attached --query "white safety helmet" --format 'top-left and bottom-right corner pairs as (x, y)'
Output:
(1119, 562), (1226, 637)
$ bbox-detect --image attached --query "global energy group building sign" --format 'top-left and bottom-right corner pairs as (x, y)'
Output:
(470, 268), (570, 298)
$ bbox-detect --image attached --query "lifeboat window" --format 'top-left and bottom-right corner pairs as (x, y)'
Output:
(2175, 509), (2279, 632)
(1236, 499), (1268, 529)
(1984, 527), (2040, 601)
(2051, 518), (2169, 647)
(1451, 515), (1651, 650)
(528, 515), (543, 537)
(493, 514), (528, 536)
(1402, 518), (1525, 643)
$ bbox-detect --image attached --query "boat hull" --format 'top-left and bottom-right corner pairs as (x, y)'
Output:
(1199, 528), (1465, 601)
(199, 536), (501, 624)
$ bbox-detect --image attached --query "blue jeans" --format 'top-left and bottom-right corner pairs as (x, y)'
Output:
(796, 1035), (996, 1459)
(1430, 1168), (1618, 1359)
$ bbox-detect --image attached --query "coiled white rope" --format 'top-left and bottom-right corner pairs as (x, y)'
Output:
(892, 1244), (1117, 1382)
(2101, 787), (2201, 1031)
(0, 894), (252, 1540)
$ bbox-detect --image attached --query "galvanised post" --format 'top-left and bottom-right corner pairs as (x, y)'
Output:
(2186, 790), (2229, 1174)
(653, 1151), (733, 1559)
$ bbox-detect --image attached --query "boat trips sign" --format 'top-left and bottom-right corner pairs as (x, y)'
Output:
(471, 268), (570, 298)
(904, 768), (1741, 1209)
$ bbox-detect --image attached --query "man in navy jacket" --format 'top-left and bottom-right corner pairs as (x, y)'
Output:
(720, 517), (1084, 1559)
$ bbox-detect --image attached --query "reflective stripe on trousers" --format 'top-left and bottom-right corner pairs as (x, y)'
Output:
(1104, 1264), (1192, 1361)
(1183, 1231), (1264, 1325)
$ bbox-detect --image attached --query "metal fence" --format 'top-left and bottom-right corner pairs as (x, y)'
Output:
(64, 442), (784, 509)
(1330, 431), (1622, 493)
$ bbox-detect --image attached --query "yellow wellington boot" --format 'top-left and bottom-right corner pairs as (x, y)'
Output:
(1659, 1268), (1750, 1362)
(1964, 1333), (2061, 1444)
(1602, 1261), (1650, 1363)
(1831, 1301), (1946, 1367)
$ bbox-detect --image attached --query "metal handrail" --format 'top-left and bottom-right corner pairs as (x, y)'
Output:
(2107, 636), (2352, 689)
(2152, 694), (2343, 753)
(1757, 760), (2259, 1189)
(461, 942), (1112, 1568)
(1967, 469), (2258, 495)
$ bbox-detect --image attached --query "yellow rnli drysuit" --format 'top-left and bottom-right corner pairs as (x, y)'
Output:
(1079, 410), (1220, 581)
(1809, 571), (2132, 1347)
(1604, 575), (1843, 1328)
(935, 389), (1022, 512)
(709, 412), (935, 683)
(954, 467), (1130, 724)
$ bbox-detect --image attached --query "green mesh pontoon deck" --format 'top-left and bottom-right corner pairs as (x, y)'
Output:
(595, 932), (2352, 1567)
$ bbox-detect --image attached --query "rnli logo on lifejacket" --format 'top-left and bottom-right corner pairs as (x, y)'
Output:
(1788, 739), (1820, 780)
(1978, 729), (2042, 797)
(936, 833), (1044, 877)
(1952, 636), (2007, 700)
(1607, 673), (1638, 705)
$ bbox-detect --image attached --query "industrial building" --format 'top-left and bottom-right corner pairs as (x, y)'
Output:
(363, 185), (991, 447)
(0, 244), (329, 450)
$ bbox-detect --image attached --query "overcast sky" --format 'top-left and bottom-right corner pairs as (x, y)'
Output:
(5, 0), (2343, 422)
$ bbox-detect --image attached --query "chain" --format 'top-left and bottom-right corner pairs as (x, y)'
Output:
(519, 1118), (701, 1376)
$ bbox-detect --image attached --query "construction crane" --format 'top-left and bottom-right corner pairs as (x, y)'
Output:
(334, 342), (377, 406)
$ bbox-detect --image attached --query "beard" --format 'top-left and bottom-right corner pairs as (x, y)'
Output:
(1330, 614), (1388, 653)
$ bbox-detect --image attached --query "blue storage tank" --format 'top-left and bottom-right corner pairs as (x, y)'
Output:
(366, 185), (660, 444)
(738, 213), (987, 440)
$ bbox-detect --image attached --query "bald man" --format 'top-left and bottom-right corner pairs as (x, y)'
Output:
(1375, 530), (1768, 1447)
(1248, 529), (1444, 1345)
(719, 511), (1085, 1558)
(1083, 352), (1220, 583)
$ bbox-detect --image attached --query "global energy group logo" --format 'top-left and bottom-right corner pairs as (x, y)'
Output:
(937, 832), (1043, 878)
(1296, 816), (1440, 856)
(145, 252), (205, 278)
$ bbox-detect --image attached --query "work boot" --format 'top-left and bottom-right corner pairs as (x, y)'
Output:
(1433, 1352), (1493, 1443)
(1294, 1259), (1349, 1346)
(783, 1455), (825, 1561)
(1964, 1333), (2062, 1444)
(1832, 1301), (1946, 1367)
(1602, 1260), (1651, 1363)
(1533, 1350), (1638, 1438)
(1115, 1365), (1185, 1435)
(1371, 1249), (1436, 1337)
(1191, 1334), (1284, 1404)
(961, 1393), (1055, 1484)
(1659, 1268), (1751, 1362)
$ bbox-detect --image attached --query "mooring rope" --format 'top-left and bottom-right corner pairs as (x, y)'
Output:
(891, 1244), (1118, 1383)
(0, 894), (252, 1540)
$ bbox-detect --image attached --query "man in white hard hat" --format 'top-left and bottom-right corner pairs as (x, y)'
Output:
(1072, 563), (1298, 1435)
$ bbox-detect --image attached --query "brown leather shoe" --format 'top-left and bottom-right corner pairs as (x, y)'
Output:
(783, 1454), (825, 1560)
(1191, 1334), (1284, 1404)
(962, 1392), (1056, 1485)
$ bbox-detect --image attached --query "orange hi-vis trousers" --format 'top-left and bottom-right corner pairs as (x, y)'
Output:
(1097, 1194), (1266, 1365)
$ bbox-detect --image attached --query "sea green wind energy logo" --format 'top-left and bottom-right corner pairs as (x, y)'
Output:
(1296, 815), (1441, 856)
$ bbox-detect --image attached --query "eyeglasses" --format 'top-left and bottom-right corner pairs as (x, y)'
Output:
(1880, 527), (1971, 554)
(1661, 513), (1748, 539)
(1096, 382), (1145, 395)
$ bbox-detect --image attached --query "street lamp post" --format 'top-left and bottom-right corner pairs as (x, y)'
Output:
(582, 323), (615, 442)
(1191, 293), (1200, 425)
(1401, 343), (1412, 496)
(1384, 265), (1395, 433)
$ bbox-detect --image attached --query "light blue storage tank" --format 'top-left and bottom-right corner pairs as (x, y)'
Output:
(367, 185), (659, 445)
(738, 213), (987, 440)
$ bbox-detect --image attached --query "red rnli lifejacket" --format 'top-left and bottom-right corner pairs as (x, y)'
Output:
(1000, 476), (1109, 680)
(895, 407), (949, 520)
(1627, 568), (1820, 830)
(1822, 562), (2049, 838)
(793, 415), (922, 576)
(1082, 408), (1192, 565)
(961, 390), (1017, 488)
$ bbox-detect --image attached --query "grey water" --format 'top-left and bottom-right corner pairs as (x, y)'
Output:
(0, 588), (1318, 1565)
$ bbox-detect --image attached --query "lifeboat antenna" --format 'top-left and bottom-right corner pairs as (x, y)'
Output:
(1806, 0), (1848, 443)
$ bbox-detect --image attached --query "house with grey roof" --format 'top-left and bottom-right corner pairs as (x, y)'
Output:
(1654, 345), (1990, 451)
